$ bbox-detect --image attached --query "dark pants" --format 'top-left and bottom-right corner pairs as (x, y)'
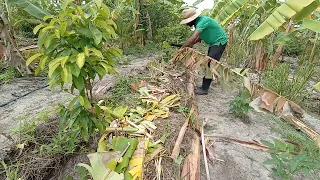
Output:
(204, 43), (227, 80)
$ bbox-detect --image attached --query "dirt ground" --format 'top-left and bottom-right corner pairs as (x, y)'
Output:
(197, 82), (285, 180)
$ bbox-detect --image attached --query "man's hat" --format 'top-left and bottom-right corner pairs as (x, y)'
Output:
(180, 8), (201, 24)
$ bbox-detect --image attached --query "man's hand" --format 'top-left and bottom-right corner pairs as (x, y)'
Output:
(181, 30), (201, 49)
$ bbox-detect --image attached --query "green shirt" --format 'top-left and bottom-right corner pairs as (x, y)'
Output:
(195, 16), (228, 46)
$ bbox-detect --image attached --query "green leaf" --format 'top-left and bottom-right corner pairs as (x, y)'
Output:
(94, 0), (103, 7)
(70, 63), (81, 77)
(303, 18), (320, 33)
(38, 56), (48, 70)
(44, 34), (56, 48)
(84, 46), (89, 56)
(62, 0), (74, 10)
(38, 32), (48, 48)
(260, 140), (274, 148)
(45, 43), (59, 54)
(76, 53), (86, 69)
(274, 139), (286, 150)
(90, 25), (102, 45)
(68, 97), (78, 110)
(78, 96), (92, 109)
(33, 24), (44, 34)
(26, 53), (42, 66)
(9, 0), (51, 19)
(302, 167), (310, 177)
(54, 29), (60, 38)
(111, 106), (128, 119)
(99, 62), (111, 73)
(89, 48), (103, 58)
(73, 75), (85, 91)
(279, 151), (291, 159)
(80, 126), (89, 141)
(289, 159), (298, 173)
(264, 159), (278, 165)
(100, 4), (110, 19)
(43, 15), (54, 21)
(60, 22), (68, 36)
(62, 67), (72, 84)
(249, 0), (318, 40)
(94, 66), (106, 78)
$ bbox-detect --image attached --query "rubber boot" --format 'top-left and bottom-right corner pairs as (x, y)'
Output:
(195, 77), (212, 95)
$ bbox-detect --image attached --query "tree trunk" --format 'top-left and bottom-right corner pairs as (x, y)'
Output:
(254, 40), (263, 71)
(272, 19), (293, 68)
(146, 11), (152, 39)
(133, 0), (141, 43)
(0, 7), (31, 74)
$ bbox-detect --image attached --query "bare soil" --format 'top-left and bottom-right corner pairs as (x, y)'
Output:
(197, 82), (282, 180)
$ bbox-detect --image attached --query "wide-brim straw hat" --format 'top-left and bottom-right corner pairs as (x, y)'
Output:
(180, 8), (201, 24)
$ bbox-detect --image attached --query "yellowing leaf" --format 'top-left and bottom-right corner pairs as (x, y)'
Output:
(313, 82), (320, 90)
(159, 95), (177, 105)
(144, 113), (157, 121)
(26, 53), (42, 66)
(76, 53), (85, 69)
(97, 134), (108, 152)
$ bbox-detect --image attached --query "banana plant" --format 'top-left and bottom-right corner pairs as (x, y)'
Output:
(249, 0), (320, 41)
(8, 0), (51, 19)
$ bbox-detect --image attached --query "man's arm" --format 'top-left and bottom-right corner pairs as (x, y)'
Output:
(181, 30), (201, 49)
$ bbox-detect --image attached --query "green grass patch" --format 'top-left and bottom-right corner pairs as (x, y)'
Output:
(123, 43), (159, 57)
(107, 75), (147, 107)
(0, 66), (21, 83)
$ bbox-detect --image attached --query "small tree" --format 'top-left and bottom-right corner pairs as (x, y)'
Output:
(26, 0), (121, 141)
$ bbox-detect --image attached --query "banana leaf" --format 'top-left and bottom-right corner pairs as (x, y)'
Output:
(9, 0), (51, 19)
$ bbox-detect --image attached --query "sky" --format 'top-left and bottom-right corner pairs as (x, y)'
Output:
(183, 0), (215, 12)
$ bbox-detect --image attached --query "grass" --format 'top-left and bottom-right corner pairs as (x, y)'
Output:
(122, 43), (159, 57)
(269, 115), (320, 162)
(107, 75), (147, 107)
(0, 66), (20, 83)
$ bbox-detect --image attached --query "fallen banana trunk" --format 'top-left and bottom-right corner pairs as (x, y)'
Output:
(171, 47), (320, 147)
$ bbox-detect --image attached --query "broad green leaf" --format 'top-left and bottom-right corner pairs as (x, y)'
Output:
(68, 97), (78, 110)
(26, 53), (42, 66)
(49, 56), (68, 69)
(106, 20), (117, 29)
(33, 24), (44, 34)
(313, 82), (320, 90)
(45, 43), (59, 54)
(90, 25), (102, 45)
(80, 126), (89, 141)
(44, 34), (56, 48)
(99, 4), (110, 19)
(112, 137), (139, 173)
(60, 22), (68, 36)
(78, 96), (92, 109)
(89, 48), (103, 58)
(38, 32), (48, 47)
(84, 46), (89, 56)
(216, 0), (250, 27)
(274, 139), (286, 150)
(76, 53), (86, 69)
(302, 167), (310, 177)
(99, 62), (110, 73)
(303, 18), (320, 33)
(54, 29), (60, 38)
(38, 56), (48, 70)
(9, 0), (51, 19)
(48, 63), (60, 78)
(279, 151), (291, 158)
(62, 67), (72, 84)
(249, 0), (318, 40)
(70, 63), (81, 77)
(289, 159), (298, 173)
(94, 66), (106, 78)
(73, 75), (85, 90)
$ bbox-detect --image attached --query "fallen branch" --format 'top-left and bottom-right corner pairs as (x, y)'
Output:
(19, 45), (37, 51)
(201, 119), (210, 180)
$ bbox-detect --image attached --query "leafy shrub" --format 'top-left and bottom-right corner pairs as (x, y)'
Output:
(0, 66), (20, 83)
(262, 139), (320, 179)
(283, 36), (305, 57)
(229, 90), (252, 121)
(154, 23), (192, 44)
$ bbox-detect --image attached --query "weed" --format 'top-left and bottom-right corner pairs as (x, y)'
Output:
(108, 76), (145, 106)
(0, 66), (20, 83)
(123, 43), (159, 57)
(229, 90), (252, 122)
(270, 116), (320, 162)
(262, 61), (315, 104)
(177, 105), (190, 117)
(0, 160), (19, 180)
(261, 139), (320, 179)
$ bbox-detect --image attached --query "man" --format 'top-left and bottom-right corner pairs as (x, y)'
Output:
(180, 8), (228, 95)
